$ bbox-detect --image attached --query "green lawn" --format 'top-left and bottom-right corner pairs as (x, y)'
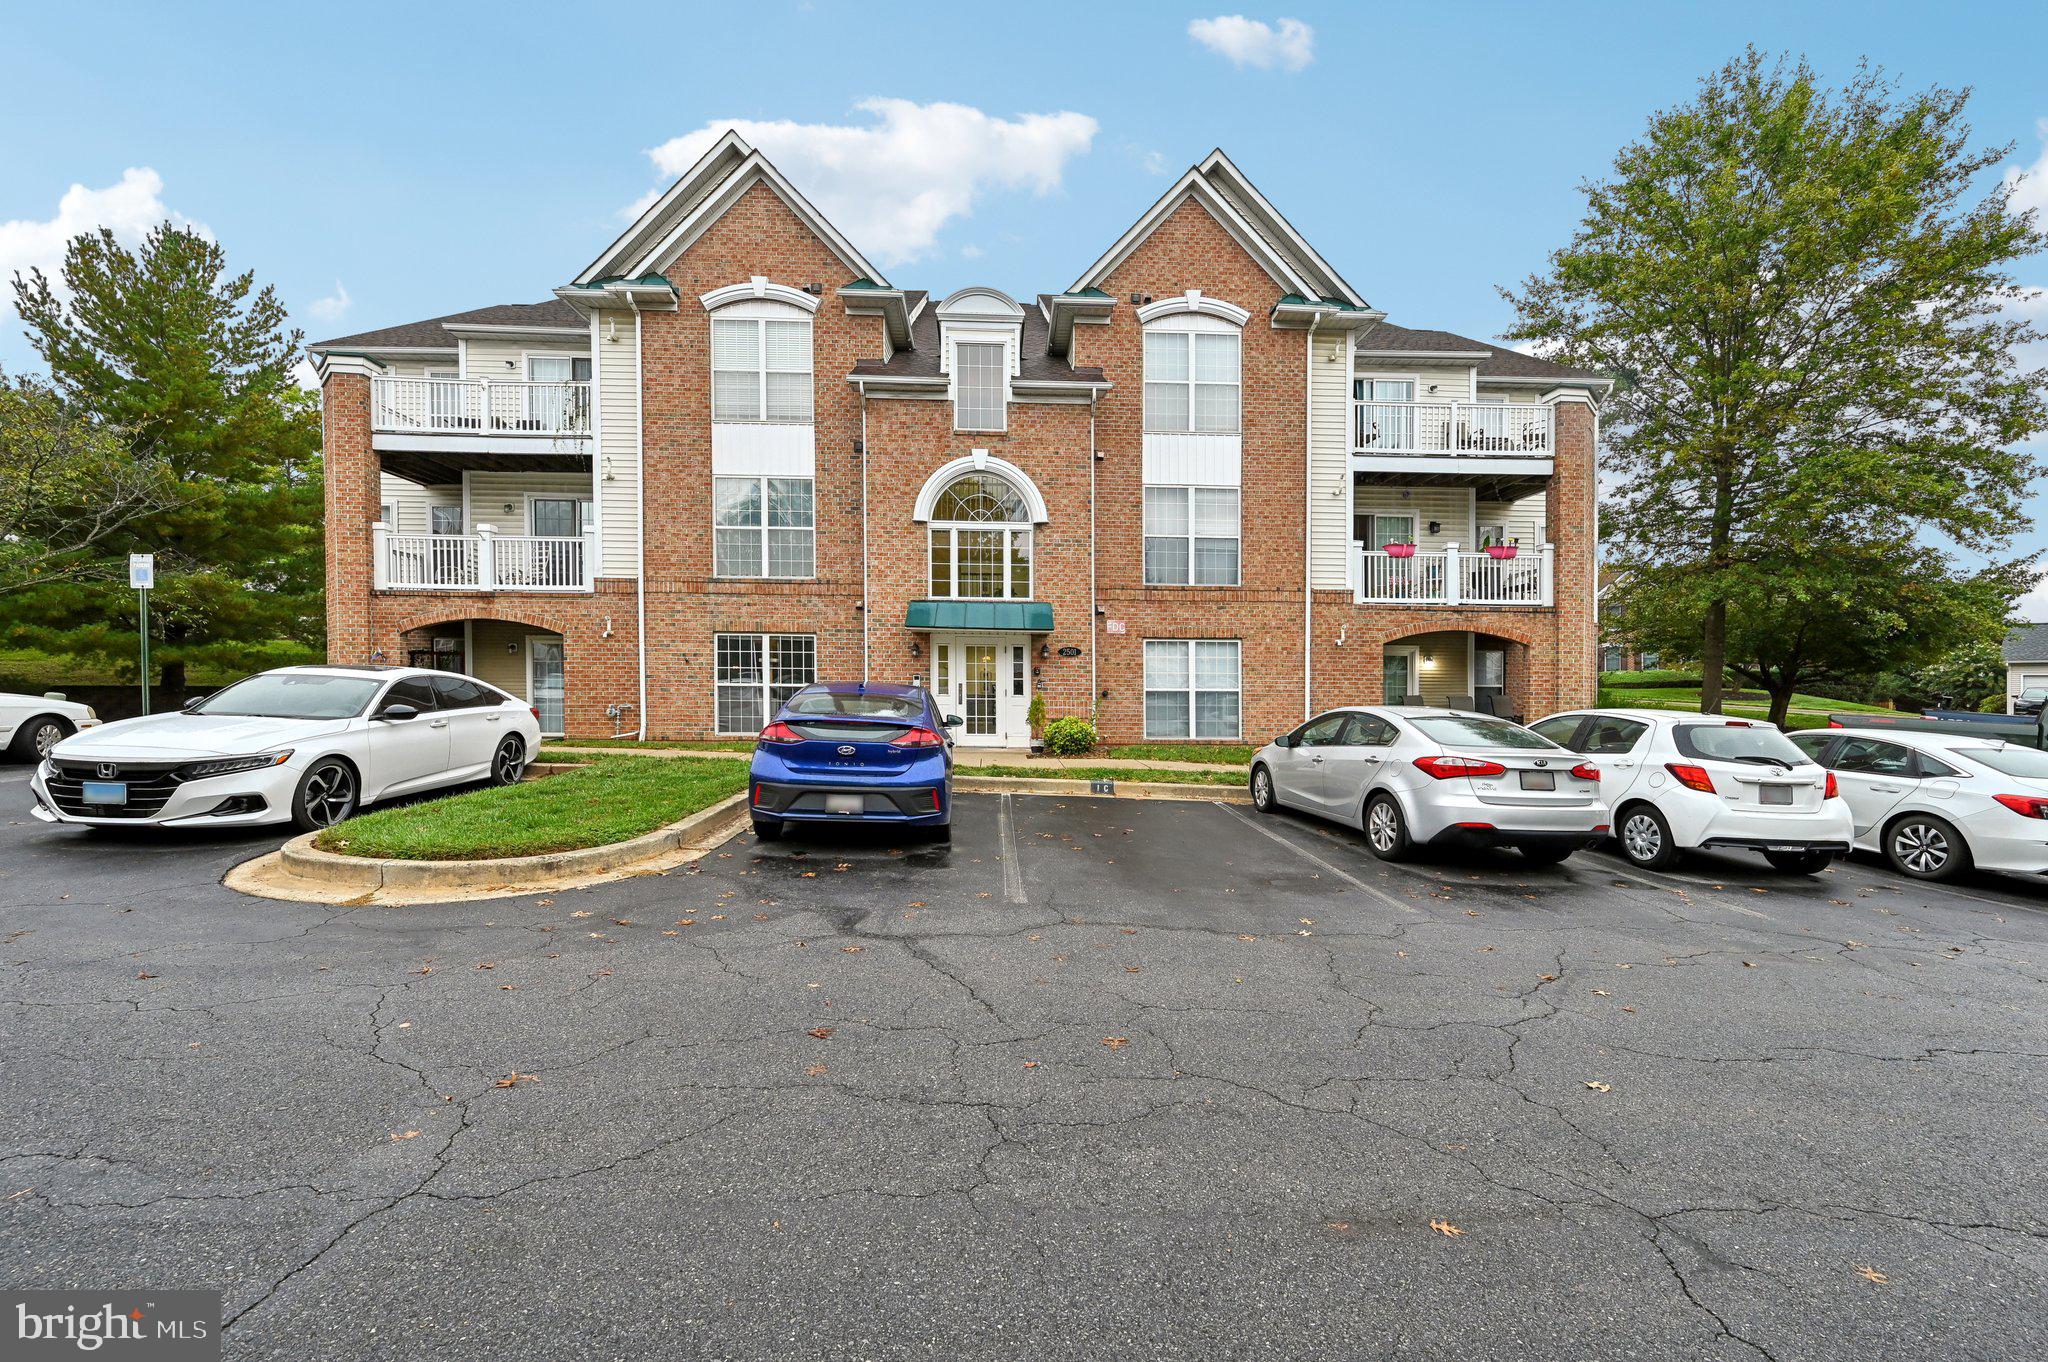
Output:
(315, 756), (748, 860)
(1597, 686), (1892, 715)
(541, 736), (757, 753)
(974, 763), (1245, 787)
(1100, 743), (1256, 765)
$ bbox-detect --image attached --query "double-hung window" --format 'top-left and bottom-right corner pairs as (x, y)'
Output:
(926, 473), (1031, 599)
(1144, 330), (1240, 433)
(952, 340), (1007, 432)
(1143, 640), (1242, 739)
(1143, 486), (1240, 585)
(714, 633), (816, 733)
(713, 476), (814, 578)
(711, 315), (813, 422)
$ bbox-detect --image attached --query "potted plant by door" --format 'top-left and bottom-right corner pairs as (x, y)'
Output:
(1027, 693), (1047, 755)
(1384, 541), (1417, 559)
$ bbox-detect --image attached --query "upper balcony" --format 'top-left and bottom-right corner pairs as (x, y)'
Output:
(1351, 400), (1554, 477)
(369, 377), (592, 456)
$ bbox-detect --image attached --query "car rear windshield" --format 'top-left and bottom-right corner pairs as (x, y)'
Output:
(784, 691), (925, 720)
(1673, 722), (1812, 766)
(1955, 744), (2048, 778)
(192, 674), (382, 720)
(1407, 715), (1558, 750)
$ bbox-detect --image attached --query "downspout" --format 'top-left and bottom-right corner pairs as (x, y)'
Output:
(1303, 312), (1322, 722)
(633, 297), (648, 740)
(1089, 387), (1099, 715)
(859, 380), (870, 681)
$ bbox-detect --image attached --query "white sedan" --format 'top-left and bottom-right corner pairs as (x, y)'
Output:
(30, 665), (541, 833)
(2, 690), (100, 762)
(1250, 707), (1609, 864)
(1789, 726), (2048, 881)
(1528, 708), (1851, 873)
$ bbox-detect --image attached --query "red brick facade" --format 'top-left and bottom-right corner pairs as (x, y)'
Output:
(321, 173), (1599, 743)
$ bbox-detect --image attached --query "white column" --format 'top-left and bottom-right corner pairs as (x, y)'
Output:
(1444, 542), (1462, 606)
(581, 527), (599, 590)
(476, 524), (497, 592)
(1540, 544), (1556, 606)
(372, 520), (391, 590)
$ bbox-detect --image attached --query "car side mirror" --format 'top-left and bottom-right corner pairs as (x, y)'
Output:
(942, 715), (964, 728)
(1274, 733), (1298, 749)
(374, 702), (420, 722)
(181, 695), (205, 713)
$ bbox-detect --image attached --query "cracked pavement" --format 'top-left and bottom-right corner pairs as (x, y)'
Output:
(2, 781), (2045, 1360)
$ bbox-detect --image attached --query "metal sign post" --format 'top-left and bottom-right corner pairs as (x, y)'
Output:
(130, 554), (155, 714)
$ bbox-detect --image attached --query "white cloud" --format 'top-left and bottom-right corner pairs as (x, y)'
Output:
(0, 168), (204, 307)
(1187, 15), (1315, 71)
(638, 99), (1098, 265)
(305, 279), (351, 324)
(2004, 119), (2048, 225)
(958, 244), (983, 260)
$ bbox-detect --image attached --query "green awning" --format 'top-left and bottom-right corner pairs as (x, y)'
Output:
(905, 599), (1054, 632)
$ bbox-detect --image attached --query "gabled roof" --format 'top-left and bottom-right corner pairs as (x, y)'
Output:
(309, 299), (583, 353)
(1358, 321), (1610, 385)
(2005, 622), (2048, 663)
(1068, 149), (1369, 309)
(575, 130), (887, 290)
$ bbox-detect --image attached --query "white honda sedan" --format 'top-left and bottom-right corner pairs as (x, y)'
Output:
(1528, 708), (1851, 873)
(1788, 727), (2048, 882)
(1250, 707), (1609, 864)
(30, 665), (541, 833)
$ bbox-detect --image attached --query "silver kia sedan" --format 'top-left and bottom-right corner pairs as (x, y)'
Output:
(1250, 707), (1609, 864)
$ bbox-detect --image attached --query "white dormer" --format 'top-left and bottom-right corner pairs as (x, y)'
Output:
(936, 288), (1024, 433)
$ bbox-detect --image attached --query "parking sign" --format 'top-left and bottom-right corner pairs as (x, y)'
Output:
(129, 553), (155, 589)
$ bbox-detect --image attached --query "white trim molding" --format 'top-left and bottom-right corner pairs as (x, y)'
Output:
(700, 276), (821, 314)
(1136, 290), (1251, 328)
(911, 452), (1050, 524)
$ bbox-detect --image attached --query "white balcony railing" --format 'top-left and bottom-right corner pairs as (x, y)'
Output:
(1352, 401), (1552, 456)
(373, 524), (594, 592)
(1353, 544), (1554, 606)
(370, 377), (592, 437)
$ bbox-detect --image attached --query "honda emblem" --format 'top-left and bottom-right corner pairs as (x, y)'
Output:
(98, 763), (118, 779)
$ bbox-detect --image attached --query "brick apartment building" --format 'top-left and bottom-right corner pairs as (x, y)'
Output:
(311, 135), (1606, 746)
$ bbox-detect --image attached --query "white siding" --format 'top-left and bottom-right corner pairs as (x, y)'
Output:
(596, 311), (641, 578)
(1475, 492), (1548, 548)
(463, 471), (592, 535)
(1142, 432), (1241, 486)
(468, 620), (560, 701)
(711, 422), (816, 476)
(1307, 329), (1351, 589)
(377, 473), (459, 534)
(459, 335), (587, 379)
(1354, 359), (1475, 403)
(1354, 486), (1471, 552)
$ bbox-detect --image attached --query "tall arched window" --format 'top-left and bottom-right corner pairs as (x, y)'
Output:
(928, 473), (1032, 599)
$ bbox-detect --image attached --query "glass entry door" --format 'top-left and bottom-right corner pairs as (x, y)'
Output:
(934, 635), (1029, 745)
(1383, 649), (1415, 705)
(528, 638), (566, 735)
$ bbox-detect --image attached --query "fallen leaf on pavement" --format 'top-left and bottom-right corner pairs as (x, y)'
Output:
(1584, 1081), (1612, 1093)
(1429, 1219), (1464, 1237)
(1591, 989), (1611, 996)
(1855, 1266), (1888, 1284)
(136, 971), (156, 980)
(840, 945), (863, 953)
(494, 1072), (538, 1088)
(1100, 1036), (1129, 1049)
(807, 1027), (835, 1039)
(391, 1130), (421, 1141)
(804, 1064), (828, 1076)
(1023, 1060), (1040, 1069)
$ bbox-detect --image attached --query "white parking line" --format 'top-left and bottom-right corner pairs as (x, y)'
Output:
(1214, 803), (1425, 915)
(997, 793), (1026, 904)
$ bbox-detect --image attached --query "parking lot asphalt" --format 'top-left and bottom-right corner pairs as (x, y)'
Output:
(3, 783), (2045, 1361)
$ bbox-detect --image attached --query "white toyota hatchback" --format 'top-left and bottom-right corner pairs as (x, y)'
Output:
(1528, 708), (1852, 873)
(1788, 727), (2048, 882)
(1251, 707), (1608, 864)
(30, 665), (541, 833)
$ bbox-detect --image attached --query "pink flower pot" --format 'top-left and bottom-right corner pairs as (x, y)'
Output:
(1385, 543), (1417, 559)
(1486, 544), (1519, 560)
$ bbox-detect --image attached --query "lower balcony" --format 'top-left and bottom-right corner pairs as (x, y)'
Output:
(373, 524), (595, 593)
(1353, 544), (1554, 607)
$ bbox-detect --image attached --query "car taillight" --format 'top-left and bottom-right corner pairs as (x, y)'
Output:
(1827, 719), (1843, 728)
(1666, 763), (1716, 794)
(530, 706), (540, 723)
(891, 728), (946, 748)
(1569, 763), (1600, 782)
(758, 722), (803, 744)
(1993, 793), (2048, 819)
(1725, 720), (1752, 728)
(1412, 755), (1508, 780)
(1823, 772), (1839, 799)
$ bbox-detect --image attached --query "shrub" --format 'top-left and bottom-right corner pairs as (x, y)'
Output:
(1041, 715), (1096, 756)
(1027, 693), (1047, 735)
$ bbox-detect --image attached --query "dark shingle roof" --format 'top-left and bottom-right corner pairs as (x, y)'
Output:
(2004, 622), (2048, 662)
(310, 300), (585, 352)
(1359, 321), (1605, 383)
(850, 295), (1105, 385)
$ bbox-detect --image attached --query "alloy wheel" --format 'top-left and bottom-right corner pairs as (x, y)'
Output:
(32, 722), (62, 758)
(494, 740), (523, 784)
(1893, 822), (1949, 875)
(1622, 813), (1662, 863)
(1252, 769), (1272, 809)
(304, 765), (357, 827)
(1367, 801), (1398, 853)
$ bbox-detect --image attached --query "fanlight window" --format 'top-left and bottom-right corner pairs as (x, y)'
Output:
(928, 474), (1032, 599)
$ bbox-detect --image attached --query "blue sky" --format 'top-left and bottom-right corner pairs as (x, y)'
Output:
(4, 0), (2046, 593)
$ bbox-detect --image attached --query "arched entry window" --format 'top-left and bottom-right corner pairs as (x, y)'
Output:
(928, 472), (1032, 599)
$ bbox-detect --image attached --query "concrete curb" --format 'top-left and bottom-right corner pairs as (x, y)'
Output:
(274, 790), (752, 893)
(956, 775), (1250, 803)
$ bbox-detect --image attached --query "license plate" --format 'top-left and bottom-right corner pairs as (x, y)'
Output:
(1759, 785), (1792, 805)
(825, 794), (863, 815)
(82, 781), (128, 805)
(1519, 771), (1555, 791)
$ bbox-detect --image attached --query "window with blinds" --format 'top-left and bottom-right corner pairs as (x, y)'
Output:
(710, 315), (813, 422)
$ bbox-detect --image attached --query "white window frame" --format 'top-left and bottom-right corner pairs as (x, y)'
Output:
(1143, 319), (1242, 435)
(1143, 485), (1241, 586)
(950, 337), (1009, 433)
(928, 523), (1032, 599)
(712, 474), (815, 580)
(429, 503), (464, 537)
(523, 494), (591, 538)
(710, 309), (814, 424)
(713, 632), (817, 734)
(1142, 639), (1242, 740)
(1476, 519), (1512, 549)
(379, 501), (395, 527)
